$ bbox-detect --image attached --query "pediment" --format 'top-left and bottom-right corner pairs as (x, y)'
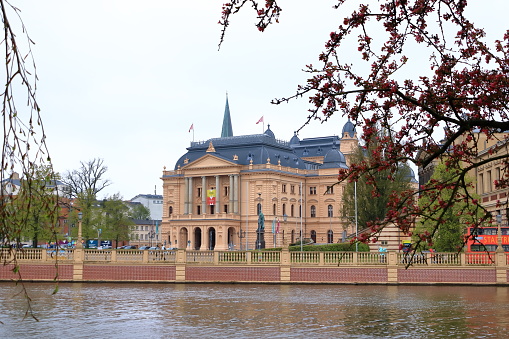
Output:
(183, 154), (238, 170)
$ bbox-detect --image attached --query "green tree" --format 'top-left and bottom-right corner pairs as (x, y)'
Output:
(4, 165), (60, 247)
(101, 194), (134, 248)
(414, 162), (483, 252)
(220, 0), (509, 247)
(129, 203), (151, 220)
(342, 132), (414, 239)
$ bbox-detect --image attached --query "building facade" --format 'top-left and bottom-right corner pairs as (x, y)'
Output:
(160, 98), (384, 251)
(130, 194), (164, 220)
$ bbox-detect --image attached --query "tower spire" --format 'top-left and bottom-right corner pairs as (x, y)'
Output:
(221, 92), (233, 138)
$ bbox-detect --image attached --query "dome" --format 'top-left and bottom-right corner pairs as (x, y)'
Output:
(289, 131), (300, 146)
(321, 143), (348, 169)
(264, 124), (275, 138)
(342, 119), (356, 138)
(404, 166), (418, 183)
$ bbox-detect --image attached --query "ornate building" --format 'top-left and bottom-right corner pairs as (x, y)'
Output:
(160, 97), (361, 250)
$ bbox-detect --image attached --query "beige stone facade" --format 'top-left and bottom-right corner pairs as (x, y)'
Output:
(161, 154), (357, 251)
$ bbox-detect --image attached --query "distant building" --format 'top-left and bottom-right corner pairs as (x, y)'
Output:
(0, 172), (68, 196)
(130, 194), (163, 220)
(131, 219), (162, 247)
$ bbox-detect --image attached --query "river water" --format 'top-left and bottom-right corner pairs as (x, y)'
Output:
(1, 282), (508, 338)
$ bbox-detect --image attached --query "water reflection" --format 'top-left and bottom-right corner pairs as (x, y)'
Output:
(1, 283), (508, 338)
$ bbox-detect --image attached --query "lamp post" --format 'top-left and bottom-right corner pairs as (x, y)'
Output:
(329, 208), (332, 244)
(496, 214), (504, 253)
(283, 214), (288, 247)
(237, 229), (245, 250)
(354, 181), (358, 252)
(76, 212), (83, 249)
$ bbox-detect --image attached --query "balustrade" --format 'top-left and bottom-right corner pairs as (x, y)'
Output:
(1, 248), (507, 268)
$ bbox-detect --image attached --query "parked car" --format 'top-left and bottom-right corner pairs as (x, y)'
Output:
(148, 247), (160, 250)
(138, 246), (150, 250)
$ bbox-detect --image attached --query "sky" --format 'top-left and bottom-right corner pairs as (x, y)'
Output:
(12, 0), (509, 200)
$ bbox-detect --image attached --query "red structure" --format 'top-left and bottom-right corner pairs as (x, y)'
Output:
(466, 226), (509, 252)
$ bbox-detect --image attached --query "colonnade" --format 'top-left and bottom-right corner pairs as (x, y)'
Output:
(183, 174), (240, 215)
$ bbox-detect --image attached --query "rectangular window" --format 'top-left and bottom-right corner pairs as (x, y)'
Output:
(309, 186), (317, 195)
(224, 204), (228, 213)
(282, 184), (287, 193)
(197, 187), (202, 198)
(291, 185), (295, 194)
(479, 174), (484, 194)
(326, 186), (334, 194)
(224, 186), (229, 197)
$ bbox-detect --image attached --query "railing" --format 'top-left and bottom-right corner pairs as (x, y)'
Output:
(47, 249), (74, 260)
(465, 252), (496, 265)
(251, 251), (280, 264)
(291, 252), (319, 264)
(324, 252), (353, 265)
(84, 249), (112, 261)
(219, 251), (247, 263)
(187, 250), (214, 263)
(116, 249), (143, 262)
(149, 250), (176, 262)
(0, 249), (506, 267)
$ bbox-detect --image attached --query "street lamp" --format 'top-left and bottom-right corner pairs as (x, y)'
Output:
(283, 214), (288, 247)
(76, 212), (83, 249)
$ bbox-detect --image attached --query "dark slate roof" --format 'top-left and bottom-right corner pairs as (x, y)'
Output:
(221, 96), (233, 138)
(342, 119), (356, 137)
(404, 166), (418, 183)
(130, 194), (163, 200)
(321, 143), (348, 169)
(264, 125), (275, 139)
(289, 131), (300, 146)
(0, 178), (65, 188)
(0, 178), (22, 186)
(132, 219), (162, 225)
(290, 135), (341, 159)
(174, 133), (309, 170)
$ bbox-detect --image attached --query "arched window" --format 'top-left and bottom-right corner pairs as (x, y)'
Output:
(291, 204), (294, 217)
(257, 203), (262, 215)
(282, 203), (286, 216)
(328, 205), (333, 218)
(311, 230), (317, 243)
(310, 205), (316, 218)
(328, 230), (333, 244)
(299, 205), (302, 217)
(273, 203), (277, 215)
(169, 206), (173, 216)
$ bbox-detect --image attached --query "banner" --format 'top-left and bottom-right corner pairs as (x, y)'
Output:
(207, 189), (216, 205)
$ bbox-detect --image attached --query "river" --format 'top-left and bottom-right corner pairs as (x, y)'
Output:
(0, 282), (508, 338)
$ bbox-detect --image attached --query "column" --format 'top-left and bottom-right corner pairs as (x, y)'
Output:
(233, 174), (239, 214)
(184, 177), (189, 214)
(215, 175), (220, 214)
(188, 177), (193, 215)
(229, 175), (234, 214)
(202, 176), (206, 215)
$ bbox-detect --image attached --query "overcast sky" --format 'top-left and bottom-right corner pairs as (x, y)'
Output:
(16, 1), (508, 200)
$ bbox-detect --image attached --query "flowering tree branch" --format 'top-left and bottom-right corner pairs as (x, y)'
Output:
(219, 0), (509, 249)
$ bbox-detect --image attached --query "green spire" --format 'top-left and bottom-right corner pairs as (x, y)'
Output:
(221, 93), (233, 138)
